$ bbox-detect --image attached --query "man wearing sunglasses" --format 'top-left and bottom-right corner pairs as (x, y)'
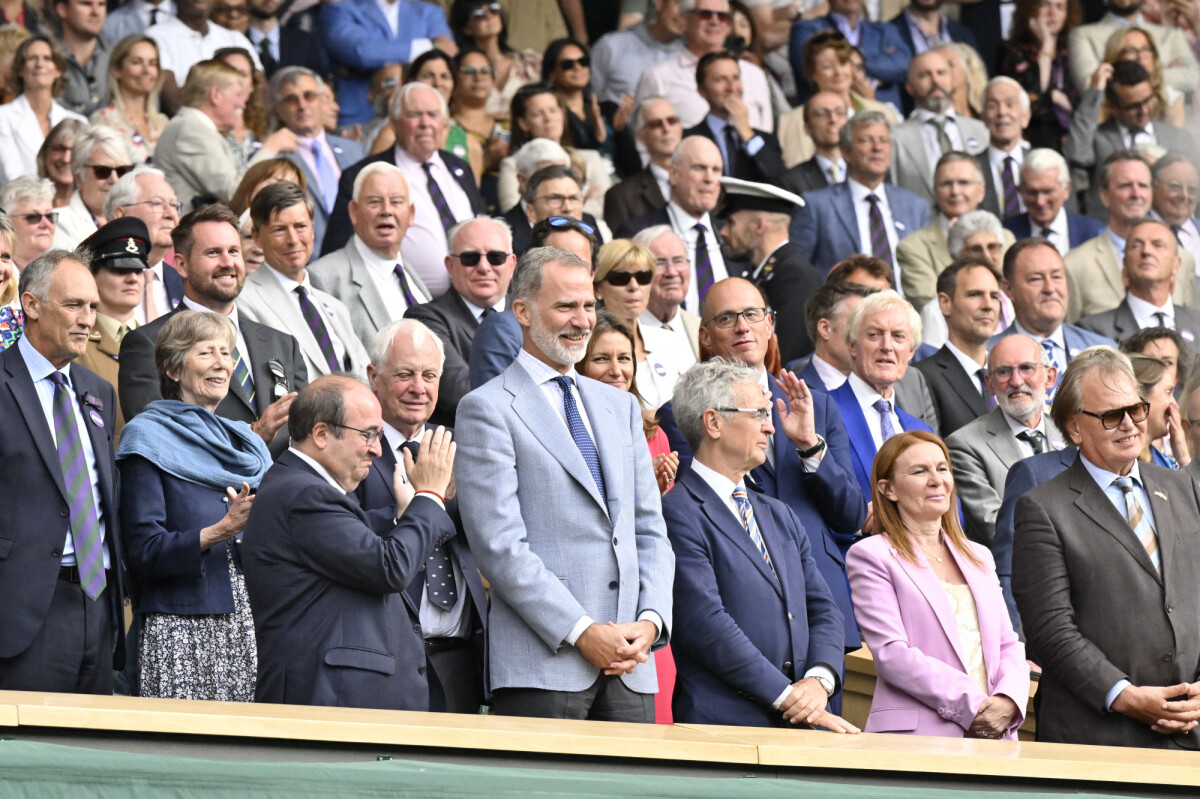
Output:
(603, 97), (681, 232)
(1014, 346), (1200, 749)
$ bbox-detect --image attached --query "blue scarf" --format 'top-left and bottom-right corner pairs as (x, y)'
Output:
(117, 400), (271, 491)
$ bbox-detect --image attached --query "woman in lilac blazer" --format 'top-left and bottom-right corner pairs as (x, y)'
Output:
(847, 431), (1030, 740)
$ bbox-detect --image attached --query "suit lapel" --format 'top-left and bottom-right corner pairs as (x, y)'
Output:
(683, 469), (782, 595)
(935, 348), (987, 412)
(1144, 469), (1177, 588)
(832, 184), (860, 248)
(1112, 301), (1138, 342)
(251, 269), (328, 375)
(982, 410), (1024, 469)
(5, 348), (67, 500)
(894, 544), (969, 669)
(833, 382), (875, 486)
(1068, 461), (1162, 583)
(347, 245), (391, 333)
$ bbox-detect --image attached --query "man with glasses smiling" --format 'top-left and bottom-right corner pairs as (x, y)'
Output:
(1151, 154), (1200, 279)
(1014, 347), (1200, 749)
(105, 166), (186, 323)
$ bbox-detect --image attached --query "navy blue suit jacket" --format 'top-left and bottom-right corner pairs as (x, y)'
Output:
(467, 307), (522, 389)
(1003, 212), (1105, 249)
(792, 181), (930, 275)
(241, 450), (456, 711)
(658, 378), (867, 650)
(829, 379), (934, 499)
(664, 466), (844, 727)
(790, 16), (911, 108)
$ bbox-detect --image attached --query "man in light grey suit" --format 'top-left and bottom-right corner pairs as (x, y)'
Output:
(889, 50), (988, 207)
(237, 182), (370, 378)
(271, 67), (365, 253)
(456, 247), (674, 722)
(947, 334), (1061, 546)
(309, 162), (431, 350)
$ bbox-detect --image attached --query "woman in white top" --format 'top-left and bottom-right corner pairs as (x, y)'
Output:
(0, 35), (86, 185)
(592, 238), (690, 409)
(51, 125), (133, 249)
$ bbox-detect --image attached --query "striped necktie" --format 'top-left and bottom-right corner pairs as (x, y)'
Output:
(1113, 476), (1160, 573)
(732, 486), (775, 577)
(49, 372), (106, 600)
(693, 223), (715, 302)
(393, 263), (418, 307)
(232, 344), (255, 406)
(866, 195), (892, 265)
(1001, 156), (1020, 217)
(422, 161), (458, 233)
(294, 285), (341, 372)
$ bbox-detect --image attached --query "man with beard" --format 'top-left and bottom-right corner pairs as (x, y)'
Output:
(118, 203), (307, 457)
(948, 333), (1062, 548)
(889, 49), (988, 207)
(455, 247), (674, 722)
(1067, 0), (1198, 94)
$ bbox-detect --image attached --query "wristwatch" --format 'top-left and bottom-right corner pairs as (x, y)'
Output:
(812, 674), (835, 697)
(796, 436), (826, 459)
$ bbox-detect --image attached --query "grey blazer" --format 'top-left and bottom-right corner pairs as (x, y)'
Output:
(236, 266), (370, 378)
(308, 238), (431, 351)
(1076, 298), (1200, 352)
(894, 366), (940, 433)
(947, 408), (1064, 546)
(455, 359), (674, 694)
(889, 113), (989, 207)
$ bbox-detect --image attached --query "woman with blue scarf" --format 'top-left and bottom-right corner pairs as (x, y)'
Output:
(117, 311), (271, 701)
(1130, 353), (1190, 472)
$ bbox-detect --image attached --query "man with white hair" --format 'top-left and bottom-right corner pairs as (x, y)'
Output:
(604, 97), (682, 232)
(635, 225), (700, 361)
(322, 82), (486, 293)
(105, 166), (185, 322)
(977, 76), (1031, 219)
(829, 289), (935, 496)
(1004, 148), (1103, 255)
(309, 162), (431, 349)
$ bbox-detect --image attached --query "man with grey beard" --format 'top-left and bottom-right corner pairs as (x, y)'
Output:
(454, 247), (674, 723)
(947, 334), (1063, 547)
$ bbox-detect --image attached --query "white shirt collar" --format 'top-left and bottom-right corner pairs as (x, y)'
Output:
(945, 339), (986, 376)
(1013, 320), (1066, 352)
(849, 370), (890, 409)
(266, 264), (311, 294)
(289, 446), (346, 494)
(848, 176), (886, 206)
(353, 234), (403, 275)
(460, 293), (505, 321)
(1002, 406), (1047, 437)
(689, 457), (742, 506)
(1125, 291), (1173, 324)
(180, 295), (240, 328)
(516, 346), (578, 387)
(810, 352), (848, 389)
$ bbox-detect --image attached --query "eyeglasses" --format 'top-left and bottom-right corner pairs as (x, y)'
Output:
(459, 65), (494, 77)
(535, 193), (583, 207)
(1117, 94), (1155, 112)
(644, 115), (680, 131)
(1075, 401), (1151, 429)
(469, 1), (502, 19)
(691, 9), (732, 22)
(704, 307), (772, 329)
(557, 56), (590, 71)
(603, 269), (653, 287)
(547, 216), (597, 235)
(988, 362), (1040, 381)
(655, 256), (689, 270)
(1119, 46), (1155, 60)
(86, 164), (133, 181)
(15, 211), (57, 225)
(327, 422), (385, 446)
(123, 198), (183, 216)
(212, 3), (248, 15)
(451, 250), (510, 266)
(717, 406), (771, 422)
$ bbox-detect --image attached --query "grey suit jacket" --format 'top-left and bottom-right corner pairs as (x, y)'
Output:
(308, 238), (431, 351)
(947, 408), (1063, 546)
(889, 113), (989, 207)
(1065, 232), (1195, 322)
(455, 359), (674, 694)
(236, 266), (370, 378)
(282, 134), (364, 252)
(894, 366), (940, 432)
(1077, 298), (1200, 350)
(156, 106), (265, 211)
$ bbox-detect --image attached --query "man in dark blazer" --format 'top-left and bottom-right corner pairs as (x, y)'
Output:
(974, 77), (1032, 219)
(404, 217), (515, 426)
(242, 375), (457, 711)
(248, 0), (330, 79)
(603, 96), (680, 233)
(118, 204), (309, 457)
(503, 165), (601, 256)
(781, 91), (849, 197)
(1003, 148), (1104, 252)
(1014, 349), (1200, 749)
(663, 358), (855, 731)
(357, 319), (486, 714)
(0, 251), (125, 693)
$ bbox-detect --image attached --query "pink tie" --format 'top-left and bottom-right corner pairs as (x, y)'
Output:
(143, 270), (160, 322)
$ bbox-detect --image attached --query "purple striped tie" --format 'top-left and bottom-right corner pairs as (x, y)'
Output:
(294, 285), (341, 372)
(866, 195), (892, 265)
(50, 372), (105, 600)
(422, 161), (458, 233)
(1001, 156), (1020, 217)
(393, 263), (418, 307)
(693, 223), (715, 302)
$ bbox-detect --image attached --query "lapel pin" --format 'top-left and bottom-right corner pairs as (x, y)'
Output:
(88, 409), (104, 427)
(895, 221), (906, 232)
(1154, 490), (1168, 501)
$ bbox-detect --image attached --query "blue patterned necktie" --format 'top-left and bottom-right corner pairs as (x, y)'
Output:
(50, 372), (106, 600)
(294, 285), (341, 372)
(311, 140), (338, 212)
(552, 375), (606, 503)
(732, 486), (775, 577)
(422, 161), (458, 233)
(872, 398), (896, 442)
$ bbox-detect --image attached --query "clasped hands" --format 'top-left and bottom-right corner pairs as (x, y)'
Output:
(577, 620), (657, 675)
(965, 695), (1020, 739)
(780, 677), (860, 734)
(1112, 682), (1200, 735)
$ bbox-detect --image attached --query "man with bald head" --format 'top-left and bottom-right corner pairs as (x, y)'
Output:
(310, 162), (431, 349)
(617, 135), (728, 315)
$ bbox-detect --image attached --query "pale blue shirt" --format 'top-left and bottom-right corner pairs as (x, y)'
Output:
(705, 114), (765, 170)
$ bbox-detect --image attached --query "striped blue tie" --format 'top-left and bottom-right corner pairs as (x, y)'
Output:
(733, 486), (774, 577)
(553, 375), (606, 503)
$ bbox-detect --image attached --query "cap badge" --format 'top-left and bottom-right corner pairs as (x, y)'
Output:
(125, 238), (140, 254)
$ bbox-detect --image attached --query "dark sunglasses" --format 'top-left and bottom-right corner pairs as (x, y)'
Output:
(87, 164), (133, 180)
(452, 250), (510, 266)
(547, 215), (597, 235)
(469, 1), (502, 19)
(16, 211), (57, 225)
(644, 115), (680, 131)
(1076, 402), (1151, 430)
(692, 9), (731, 22)
(603, 269), (653, 287)
(558, 55), (590, 71)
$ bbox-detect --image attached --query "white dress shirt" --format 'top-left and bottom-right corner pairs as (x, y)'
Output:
(849, 371), (900, 449)
(1118, 119), (1157, 149)
(668, 201), (729, 315)
(1126, 292), (1175, 330)
(393, 147), (474, 296)
(1035, 207), (1071, 257)
(267, 267), (349, 369)
(636, 322), (688, 409)
(945, 340), (987, 396)
(635, 48), (773, 132)
(354, 236), (431, 316)
(640, 308), (698, 366)
(1003, 410), (1055, 458)
(146, 15), (261, 79)
(809, 353), (848, 390)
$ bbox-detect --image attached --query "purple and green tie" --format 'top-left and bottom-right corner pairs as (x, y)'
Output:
(422, 161), (458, 233)
(693, 223), (715, 302)
(50, 372), (105, 600)
(232, 345), (255, 406)
(294, 285), (341, 372)
(393, 263), (419, 307)
(866, 195), (892, 265)
(1001, 156), (1020, 217)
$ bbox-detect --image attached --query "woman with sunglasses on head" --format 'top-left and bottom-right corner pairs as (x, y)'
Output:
(1129, 353), (1191, 471)
(593, 239), (692, 410)
(1100, 26), (1185, 128)
(542, 37), (607, 154)
(449, 0), (541, 122)
(91, 35), (168, 164)
(52, 124), (134, 249)
(0, 34), (85, 185)
(36, 116), (85, 207)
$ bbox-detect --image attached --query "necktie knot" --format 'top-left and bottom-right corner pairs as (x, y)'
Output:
(872, 397), (897, 442)
(1017, 429), (1046, 454)
(1113, 475), (1134, 493)
(50, 371), (68, 389)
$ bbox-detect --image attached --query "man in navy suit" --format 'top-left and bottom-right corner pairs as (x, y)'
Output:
(792, 112), (930, 277)
(1004, 148), (1104, 255)
(663, 358), (858, 732)
(829, 289), (935, 497)
(247, 0), (330, 79)
(504, 164), (601, 256)
(322, 83), (486, 297)
(356, 318), (486, 714)
(0, 250), (125, 693)
(658, 278), (868, 677)
(242, 375), (457, 711)
(888, 0), (977, 66)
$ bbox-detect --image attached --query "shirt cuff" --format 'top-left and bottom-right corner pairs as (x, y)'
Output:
(413, 490), (446, 511)
(746, 134), (765, 156)
(637, 610), (663, 642)
(566, 615), (594, 646)
(805, 664), (837, 693)
(798, 436), (826, 472)
(772, 684), (793, 711)
(1106, 679), (1132, 711)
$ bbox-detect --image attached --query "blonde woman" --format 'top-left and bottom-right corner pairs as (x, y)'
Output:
(1101, 26), (1185, 128)
(91, 35), (167, 162)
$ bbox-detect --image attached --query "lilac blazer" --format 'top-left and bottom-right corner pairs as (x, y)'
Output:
(846, 534), (1029, 739)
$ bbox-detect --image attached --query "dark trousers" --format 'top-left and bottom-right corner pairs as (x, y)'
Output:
(0, 574), (114, 694)
(426, 641), (484, 714)
(491, 674), (655, 723)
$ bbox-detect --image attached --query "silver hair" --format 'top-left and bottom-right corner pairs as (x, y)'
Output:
(447, 215), (514, 255)
(0, 175), (55, 211)
(514, 138), (570, 178)
(389, 81), (448, 121)
(839, 110), (891, 151)
(985, 75), (1031, 113)
(672, 357), (761, 452)
(512, 245), (588, 302)
(70, 126), (132, 179)
(268, 65), (321, 110)
(369, 317), (446, 371)
(845, 289), (922, 348)
(18, 249), (91, 302)
(632, 96), (672, 133)
(351, 161), (408, 201)
(632, 224), (682, 250)
(947, 209), (1005, 257)
(1021, 148), (1070, 188)
(102, 165), (166, 221)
